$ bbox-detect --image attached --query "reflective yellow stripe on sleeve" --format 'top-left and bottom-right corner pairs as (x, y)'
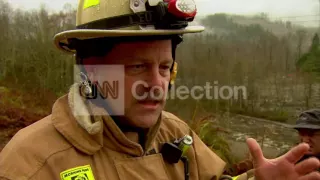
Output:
(232, 176), (239, 180)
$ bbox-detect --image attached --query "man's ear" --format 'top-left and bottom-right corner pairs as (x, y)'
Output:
(170, 62), (178, 86)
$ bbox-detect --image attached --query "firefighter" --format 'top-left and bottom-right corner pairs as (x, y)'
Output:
(0, 0), (320, 179)
(293, 109), (320, 164)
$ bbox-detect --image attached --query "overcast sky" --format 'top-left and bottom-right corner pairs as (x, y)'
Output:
(5, 0), (320, 27)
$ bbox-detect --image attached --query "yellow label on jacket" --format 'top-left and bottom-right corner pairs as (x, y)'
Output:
(60, 165), (95, 180)
(83, 0), (100, 9)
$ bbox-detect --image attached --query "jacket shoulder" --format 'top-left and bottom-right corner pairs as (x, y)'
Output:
(0, 115), (72, 180)
(160, 111), (191, 136)
(161, 111), (190, 128)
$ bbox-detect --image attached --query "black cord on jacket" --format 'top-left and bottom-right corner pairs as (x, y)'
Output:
(181, 156), (189, 180)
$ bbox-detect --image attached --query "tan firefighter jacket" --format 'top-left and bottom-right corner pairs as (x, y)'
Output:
(0, 83), (254, 180)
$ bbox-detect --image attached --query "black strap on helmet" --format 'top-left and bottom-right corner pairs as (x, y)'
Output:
(69, 34), (183, 61)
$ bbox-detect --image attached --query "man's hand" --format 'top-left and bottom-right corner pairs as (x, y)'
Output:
(246, 138), (320, 180)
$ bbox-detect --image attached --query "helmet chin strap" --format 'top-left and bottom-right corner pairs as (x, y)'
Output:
(78, 63), (116, 116)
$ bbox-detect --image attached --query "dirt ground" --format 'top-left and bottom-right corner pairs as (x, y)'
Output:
(0, 105), (48, 151)
(216, 114), (299, 160)
(0, 86), (55, 151)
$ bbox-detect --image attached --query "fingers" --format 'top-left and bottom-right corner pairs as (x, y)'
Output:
(246, 138), (264, 166)
(283, 143), (310, 164)
(295, 157), (320, 175)
(298, 171), (320, 180)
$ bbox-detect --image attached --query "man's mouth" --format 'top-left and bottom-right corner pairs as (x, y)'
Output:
(137, 100), (161, 110)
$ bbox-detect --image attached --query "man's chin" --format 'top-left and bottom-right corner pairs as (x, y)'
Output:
(126, 112), (160, 128)
(124, 105), (163, 128)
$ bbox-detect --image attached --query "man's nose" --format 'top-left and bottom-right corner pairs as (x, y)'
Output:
(146, 66), (162, 87)
(301, 135), (311, 143)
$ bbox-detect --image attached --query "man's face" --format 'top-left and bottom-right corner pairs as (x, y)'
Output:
(83, 39), (173, 128)
(298, 128), (320, 155)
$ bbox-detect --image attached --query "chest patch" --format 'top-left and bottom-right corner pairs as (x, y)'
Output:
(60, 165), (95, 180)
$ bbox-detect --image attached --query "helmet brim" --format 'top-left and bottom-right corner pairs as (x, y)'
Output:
(53, 25), (205, 54)
(293, 123), (320, 130)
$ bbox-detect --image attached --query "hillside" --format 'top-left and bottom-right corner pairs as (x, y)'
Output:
(194, 13), (318, 51)
(196, 13), (318, 34)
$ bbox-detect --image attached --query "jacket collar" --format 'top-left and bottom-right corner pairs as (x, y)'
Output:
(52, 83), (161, 156)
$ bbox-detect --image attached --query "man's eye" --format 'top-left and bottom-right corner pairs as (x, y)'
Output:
(127, 64), (145, 69)
(126, 64), (146, 74)
(132, 64), (145, 69)
(160, 65), (171, 70)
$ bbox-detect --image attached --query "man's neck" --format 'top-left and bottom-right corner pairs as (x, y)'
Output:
(111, 115), (148, 149)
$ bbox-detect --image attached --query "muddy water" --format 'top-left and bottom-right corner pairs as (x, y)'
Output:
(216, 114), (299, 160)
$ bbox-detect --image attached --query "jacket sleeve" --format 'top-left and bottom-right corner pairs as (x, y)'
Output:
(189, 129), (256, 180)
(219, 169), (255, 180)
(190, 129), (227, 180)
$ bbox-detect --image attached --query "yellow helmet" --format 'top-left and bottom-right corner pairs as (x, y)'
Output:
(53, 0), (205, 54)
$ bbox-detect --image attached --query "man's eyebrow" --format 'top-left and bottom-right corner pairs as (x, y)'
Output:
(123, 57), (174, 64)
(162, 59), (174, 64)
(120, 57), (146, 64)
